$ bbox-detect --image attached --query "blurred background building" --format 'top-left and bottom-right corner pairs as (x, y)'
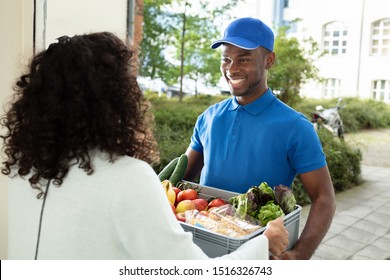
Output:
(237, 0), (390, 103)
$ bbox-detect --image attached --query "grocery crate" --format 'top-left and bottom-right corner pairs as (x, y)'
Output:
(179, 182), (302, 258)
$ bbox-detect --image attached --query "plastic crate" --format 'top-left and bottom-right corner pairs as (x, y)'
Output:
(179, 182), (302, 257)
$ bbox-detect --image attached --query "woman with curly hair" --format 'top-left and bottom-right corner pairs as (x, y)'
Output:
(1, 32), (288, 260)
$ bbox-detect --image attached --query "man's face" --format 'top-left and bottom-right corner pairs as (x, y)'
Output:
(220, 44), (273, 103)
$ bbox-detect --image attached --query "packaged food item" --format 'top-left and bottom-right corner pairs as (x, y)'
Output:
(185, 204), (261, 238)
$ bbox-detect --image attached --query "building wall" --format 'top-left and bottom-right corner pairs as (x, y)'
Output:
(37, 0), (128, 50)
(0, 0), (34, 261)
(287, 0), (365, 98)
(0, 0), (143, 260)
(357, 0), (390, 100)
(250, 0), (390, 103)
(283, 0), (390, 102)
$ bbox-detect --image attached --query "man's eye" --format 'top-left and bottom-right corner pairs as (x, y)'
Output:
(221, 58), (230, 63)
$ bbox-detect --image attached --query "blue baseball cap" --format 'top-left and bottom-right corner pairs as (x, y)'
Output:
(211, 17), (274, 51)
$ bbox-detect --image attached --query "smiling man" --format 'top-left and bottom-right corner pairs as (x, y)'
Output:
(183, 17), (336, 260)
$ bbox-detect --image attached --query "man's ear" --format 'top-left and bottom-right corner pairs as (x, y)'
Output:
(265, 52), (275, 70)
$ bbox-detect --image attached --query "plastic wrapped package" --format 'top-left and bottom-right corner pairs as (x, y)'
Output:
(185, 204), (261, 238)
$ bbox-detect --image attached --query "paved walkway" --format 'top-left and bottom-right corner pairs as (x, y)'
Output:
(299, 165), (390, 259)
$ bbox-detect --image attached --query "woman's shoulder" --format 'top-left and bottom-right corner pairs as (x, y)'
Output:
(89, 152), (161, 195)
(90, 152), (156, 179)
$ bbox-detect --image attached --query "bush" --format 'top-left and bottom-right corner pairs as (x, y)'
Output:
(296, 97), (390, 133)
(292, 129), (363, 206)
(341, 98), (390, 132)
(150, 95), (227, 172)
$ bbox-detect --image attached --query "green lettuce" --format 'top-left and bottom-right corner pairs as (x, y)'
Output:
(229, 187), (261, 219)
(229, 182), (295, 226)
(258, 182), (275, 204)
(274, 185), (296, 214)
(256, 201), (285, 226)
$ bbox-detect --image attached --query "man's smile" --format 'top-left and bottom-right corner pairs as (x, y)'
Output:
(228, 77), (246, 88)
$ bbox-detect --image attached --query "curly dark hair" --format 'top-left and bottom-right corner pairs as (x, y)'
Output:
(1, 32), (159, 195)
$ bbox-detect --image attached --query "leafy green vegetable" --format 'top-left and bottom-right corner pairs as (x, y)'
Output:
(246, 188), (262, 216)
(229, 187), (261, 219)
(256, 201), (285, 226)
(258, 182), (275, 204)
(274, 185), (296, 214)
(229, 192), (248, 219)
(229, 182), (295, 226)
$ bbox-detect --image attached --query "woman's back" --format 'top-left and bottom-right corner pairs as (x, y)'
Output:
(8, 152), (209, 259)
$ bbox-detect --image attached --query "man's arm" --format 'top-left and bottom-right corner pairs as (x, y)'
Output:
(279, 165), (336, 260)
(183, 147), (204, 182)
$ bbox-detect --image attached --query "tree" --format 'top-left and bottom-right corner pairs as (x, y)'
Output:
(140, 0), (239, 101)
(170, 2), (223, 100)
(139, 0), (174, 81)
(268, 25), (323, 107)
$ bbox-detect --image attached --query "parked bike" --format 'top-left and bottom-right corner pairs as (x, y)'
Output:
(311, 98), (345, 139)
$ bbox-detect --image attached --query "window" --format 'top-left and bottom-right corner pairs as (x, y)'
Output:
(371, 19), (390, 56)
(323, 22), (348, 55)
(323, 79), (341, 98)
(372, 80), (390, 102)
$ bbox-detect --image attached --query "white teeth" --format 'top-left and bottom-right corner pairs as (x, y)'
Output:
(229, 78), (244, 85)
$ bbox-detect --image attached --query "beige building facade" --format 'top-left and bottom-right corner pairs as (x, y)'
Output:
(237, 0), (390, 103)
(285, 0), (390, 103)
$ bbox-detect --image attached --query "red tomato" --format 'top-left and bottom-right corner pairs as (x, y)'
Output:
(208, 198), (227, 209)
(192, 198), (208, 211)
(177, 189), (198, 203)
(176, 191), (184, 204)
(172, 187), (181, 196)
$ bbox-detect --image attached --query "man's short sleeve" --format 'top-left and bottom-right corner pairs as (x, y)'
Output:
(189, 114), (205, 154)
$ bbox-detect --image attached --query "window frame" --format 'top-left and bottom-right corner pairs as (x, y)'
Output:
(323, 78), (341, 98)
(322, 21), (348, 55)
(370, 19), (390, 56)
(372, 80), (390, 102)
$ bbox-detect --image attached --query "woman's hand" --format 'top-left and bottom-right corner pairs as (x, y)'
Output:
(263, 217), (289, 258)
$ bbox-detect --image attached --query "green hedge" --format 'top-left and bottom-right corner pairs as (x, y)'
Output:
(149, 94), (227, 172)
(296, 97), (390, 133)
(292, 129), (362, 206)
(149, 95), (387, 206)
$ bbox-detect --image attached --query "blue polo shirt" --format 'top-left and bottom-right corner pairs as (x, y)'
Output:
(189, 89), (326, 193)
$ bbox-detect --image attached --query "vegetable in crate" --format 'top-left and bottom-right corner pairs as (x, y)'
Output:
(158, 157), (179, 181)
(256, 201), (284, 226)
(229, 181), (293, 226)
(176, 181), (202, 194)
(169, 154), (188, 187)
(274, 185), (296, 214)
(258, 182), (275, 203)
(229, 186), (262, 219)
